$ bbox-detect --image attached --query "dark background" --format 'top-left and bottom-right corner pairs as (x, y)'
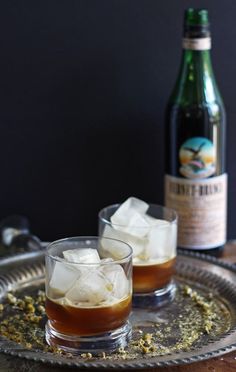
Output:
(0, 0), (235, 241)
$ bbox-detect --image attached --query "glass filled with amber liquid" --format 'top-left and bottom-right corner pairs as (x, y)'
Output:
(45, 236), (132, 353)
(99, 197), (177, 308)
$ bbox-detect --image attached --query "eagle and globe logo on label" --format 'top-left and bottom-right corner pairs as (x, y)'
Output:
(179, 137), (216, 179)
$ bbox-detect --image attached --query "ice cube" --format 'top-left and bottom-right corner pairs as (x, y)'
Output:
(49, 260), (80, 295)
(66, 270), (113, 305)
(168, 222), (177, 257)
(55, 297), (74, 306)
(111, 197), (149, 238)
(143, 214), (157, 226)
(101, 224), (145, 259)
(145, 213), (175, 226)
(100, 257), (114, 263)
(103, 264), (129, 299)
(63, 248), (100, 264)
(124, 212), (150, 238)
(112, 197), (149, 219)
(144, 220), (171, 260)
(144, 214), (169, 227)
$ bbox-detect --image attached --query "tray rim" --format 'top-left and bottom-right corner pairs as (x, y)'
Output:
(0, 249), (236, 369)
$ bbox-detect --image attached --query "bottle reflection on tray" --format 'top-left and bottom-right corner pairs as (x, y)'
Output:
(0, 215), (42, 254)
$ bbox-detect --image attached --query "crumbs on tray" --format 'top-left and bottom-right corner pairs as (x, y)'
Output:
(0, 285), (231, 360)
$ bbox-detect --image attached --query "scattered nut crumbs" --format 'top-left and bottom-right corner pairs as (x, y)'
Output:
(182, 285), (219, 334)
(131, 333), (156, 354)
(81, 353), (93, 359)
(0, 284), (231, 361)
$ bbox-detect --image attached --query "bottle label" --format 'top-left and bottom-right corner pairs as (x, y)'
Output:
(182, 37), (211, 50)
(165, 174), (227, 249)
(179, 137), (216, 179)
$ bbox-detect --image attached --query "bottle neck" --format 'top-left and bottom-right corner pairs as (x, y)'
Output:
(171, 40), (221, 106)
(182, 48), (214, 79)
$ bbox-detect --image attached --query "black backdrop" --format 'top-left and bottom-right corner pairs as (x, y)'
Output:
(0, 0), (235, 241)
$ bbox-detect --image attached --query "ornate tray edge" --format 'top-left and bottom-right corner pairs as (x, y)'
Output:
(178, 247), (236, 272)
(0, 248), (236, 368)
(1, 340), (236, 369)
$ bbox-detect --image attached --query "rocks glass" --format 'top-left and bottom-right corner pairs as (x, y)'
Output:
(45, 237), (132, 353)
(98, 198), (177, 308)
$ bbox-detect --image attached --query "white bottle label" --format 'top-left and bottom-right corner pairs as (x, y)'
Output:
(182, 37), (211, 50)
(165, 174), (227, 249)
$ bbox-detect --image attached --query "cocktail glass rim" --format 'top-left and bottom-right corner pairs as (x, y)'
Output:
(45, 236), (133, 265)
(99, 203), (178, 229)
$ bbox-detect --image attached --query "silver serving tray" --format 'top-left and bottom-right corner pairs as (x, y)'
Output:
(0, 250), (236, 369)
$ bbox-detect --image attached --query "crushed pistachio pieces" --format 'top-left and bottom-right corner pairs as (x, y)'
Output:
(0, 284), (232, 361)
(182, 285), (221, 335)
(81, 352), (93, 359)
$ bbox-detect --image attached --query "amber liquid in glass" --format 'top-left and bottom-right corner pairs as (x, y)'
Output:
(133, 257), (176, 293)
(46, 295), (132, 336)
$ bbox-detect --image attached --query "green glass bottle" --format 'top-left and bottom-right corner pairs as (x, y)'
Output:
(165, 9), (227, 253)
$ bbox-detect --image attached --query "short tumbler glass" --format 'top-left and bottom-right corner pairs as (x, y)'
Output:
(45, 236), (132, 353)
(99, 204), (177, 308)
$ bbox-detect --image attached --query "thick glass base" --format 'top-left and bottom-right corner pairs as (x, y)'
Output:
(45, 320), (132, 354)
(132, 280), (176, 309)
